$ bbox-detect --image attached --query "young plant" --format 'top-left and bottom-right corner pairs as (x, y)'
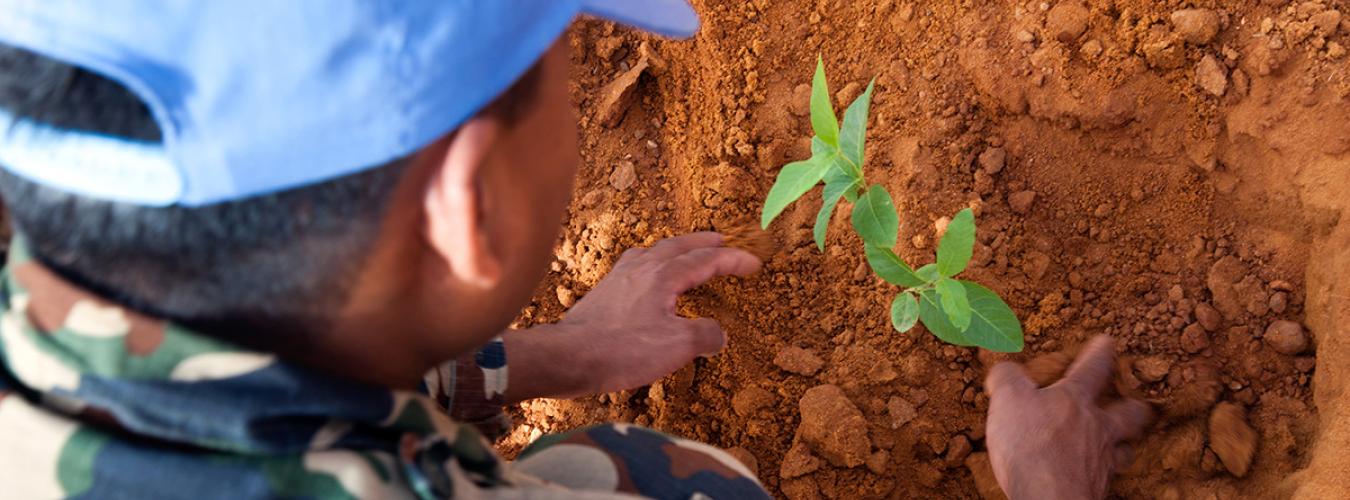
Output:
(761, 57), (1024, 352)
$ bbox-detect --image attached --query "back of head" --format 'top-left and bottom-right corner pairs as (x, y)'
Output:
(0, 45), (408, 333)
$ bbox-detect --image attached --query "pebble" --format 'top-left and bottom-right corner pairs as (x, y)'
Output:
(887, 396), (918, 429)
(1170, 9), (1221, 45)
(555, 285), (576, 307)
(609, 160), (637, 191)
(1181, 323), (1210, 353)
(779, 441), (822, 479)
(732, 387), (777, 417)
(1047, 2), (1091, 43)
(1264, 320), (1308, 355)
(798, 385), (872, 468)
(945, 435), (973, 466)
(774, 346), (825, 376)
(1195, 302), (1223, 332)
(1134, 356), (1172, 383)
(1208, 402), (1257, 477)
(1008, 190), (1038, 214)
(789, 84), (811, 117)
(1268, 292), (1288, 314)
(1310, 10), (1342, 34)
(978, 147), (1007, 174)
(1196, 55), (1228, 96)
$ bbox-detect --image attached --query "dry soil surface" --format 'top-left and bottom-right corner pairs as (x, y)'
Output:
(503, 1), (1350, 498)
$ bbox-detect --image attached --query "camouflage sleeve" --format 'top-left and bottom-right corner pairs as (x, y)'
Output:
(514, 423), (771, 500)
(423, 336), (510, 439)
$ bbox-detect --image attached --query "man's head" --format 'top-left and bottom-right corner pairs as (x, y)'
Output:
(0, 40), (578, 383)
(0, 1), (699, 386)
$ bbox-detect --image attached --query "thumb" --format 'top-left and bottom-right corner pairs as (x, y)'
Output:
(685, 317), (728, 357)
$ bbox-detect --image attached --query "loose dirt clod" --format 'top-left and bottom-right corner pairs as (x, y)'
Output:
(779, 441), (822, 479)
(1008, 190), (1037, 214)
(887, 396), (917, 429)
(978, 147), (1006, 174)
(774, 346), (824, 376)
(798, 385), (871, 468)
(1209, 402), (1257, 477)
(732, 386), (777, 417)
(1264, 320), (1308, 355)
(1196, 55), (1228, 96)
(1134, 356), (1172, 383)
(1170, 9), (1221, 45)
(722, 225), (778, 262)
(1195, 302), (1223, 331)
(1046, 2), (1090, 43)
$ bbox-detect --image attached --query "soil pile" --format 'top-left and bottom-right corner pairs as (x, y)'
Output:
(506, 1), (1349, 498)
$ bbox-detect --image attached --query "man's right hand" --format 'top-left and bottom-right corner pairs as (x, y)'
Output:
(984, 335), (1153, 499)
(502, 232), (761, 402)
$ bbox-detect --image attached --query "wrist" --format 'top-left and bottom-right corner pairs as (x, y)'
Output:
(500, 323), (596, 403)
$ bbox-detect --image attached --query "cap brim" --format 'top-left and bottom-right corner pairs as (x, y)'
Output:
(580, 0), (700, 38)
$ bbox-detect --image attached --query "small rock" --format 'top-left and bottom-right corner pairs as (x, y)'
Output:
(789, 84), (812, 117)
(1047, 2), (1091, 43)
(866, 450), (890, 475)
(1022, 251), (1052, 281)
(1208, 402), (1257, 477)
(1310, 10), (1342, 34)
(779, 441), (822, 479)
(1181, 323), (1210, 354)
(1207, 257), (1246, 320)
(1264, 320), (1308, 355)
(1170, 9), (1221, 45)
(1014, 29), (1036, 43)
(1195, 303), (1223, 332)
(595, 56), (651, 127)
(775, 346), (825, 376)
(799, 385), (872, 468)
(1268, 292), (1288, 314)
(732, 387), (777, 417)
(556, 285), (576, 308)
(978, 147), (1007, 174)
(887, 396), (918, 429)
(1167, 284), (1186, 303)
(945, 435), (973, 466)
(1008, 190), (1037, 214)
(835, 82), (861, 109)
(965, 452), (1009, 500)
(1134, 356), (1172, 383)
(1081, 39), (1104, 58)
(1196, 55), (1228, 96)
(609, 160), (637, 191)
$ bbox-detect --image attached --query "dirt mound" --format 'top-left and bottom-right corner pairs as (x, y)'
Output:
(505, 1), (1350, 498)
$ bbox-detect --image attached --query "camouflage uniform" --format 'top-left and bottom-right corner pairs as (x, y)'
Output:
(0, 239), (769, 499)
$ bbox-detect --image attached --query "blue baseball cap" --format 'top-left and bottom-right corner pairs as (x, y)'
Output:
(0, 0), (698, 206)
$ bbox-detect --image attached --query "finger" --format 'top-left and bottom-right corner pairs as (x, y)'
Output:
(660, 247), (763, 298)
(1056, 335), (1117, 400)
(685, 317), (728, 356)
(1102, 398), (1152, 442)
(643, 232), (725, 261)
(985, 362), (1037, 400)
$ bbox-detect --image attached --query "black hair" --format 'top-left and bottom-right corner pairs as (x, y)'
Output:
(0, 45), (409, 333)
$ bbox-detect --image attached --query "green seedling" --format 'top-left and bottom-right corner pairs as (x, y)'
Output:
(761, 57), (1024, 352)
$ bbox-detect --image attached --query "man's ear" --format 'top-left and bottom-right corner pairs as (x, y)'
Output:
(423, 115), (503, 288)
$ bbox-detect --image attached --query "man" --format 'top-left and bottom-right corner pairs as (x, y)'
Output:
(0, 1), (1148, 498)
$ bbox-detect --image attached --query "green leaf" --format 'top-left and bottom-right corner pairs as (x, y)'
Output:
(810, 56), (839, 147)
(918, 289), (974, 346)
(936, 208), (976, 277)
(850, 184), (898, 248)
(919, 281), (1024, 352)
(761, 156), (831, 229)
(814, 175), (855, 250)
(915, 263), (940, 283)
(864, 245), (924, 287)
(935, 278), (972, 331)
(962, 280), (1025, 352)
(890, 292), (920, 332)
(839, 79), (876, 173)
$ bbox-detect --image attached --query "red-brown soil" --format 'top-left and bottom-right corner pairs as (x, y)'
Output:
(503, 1), (1350, 498)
